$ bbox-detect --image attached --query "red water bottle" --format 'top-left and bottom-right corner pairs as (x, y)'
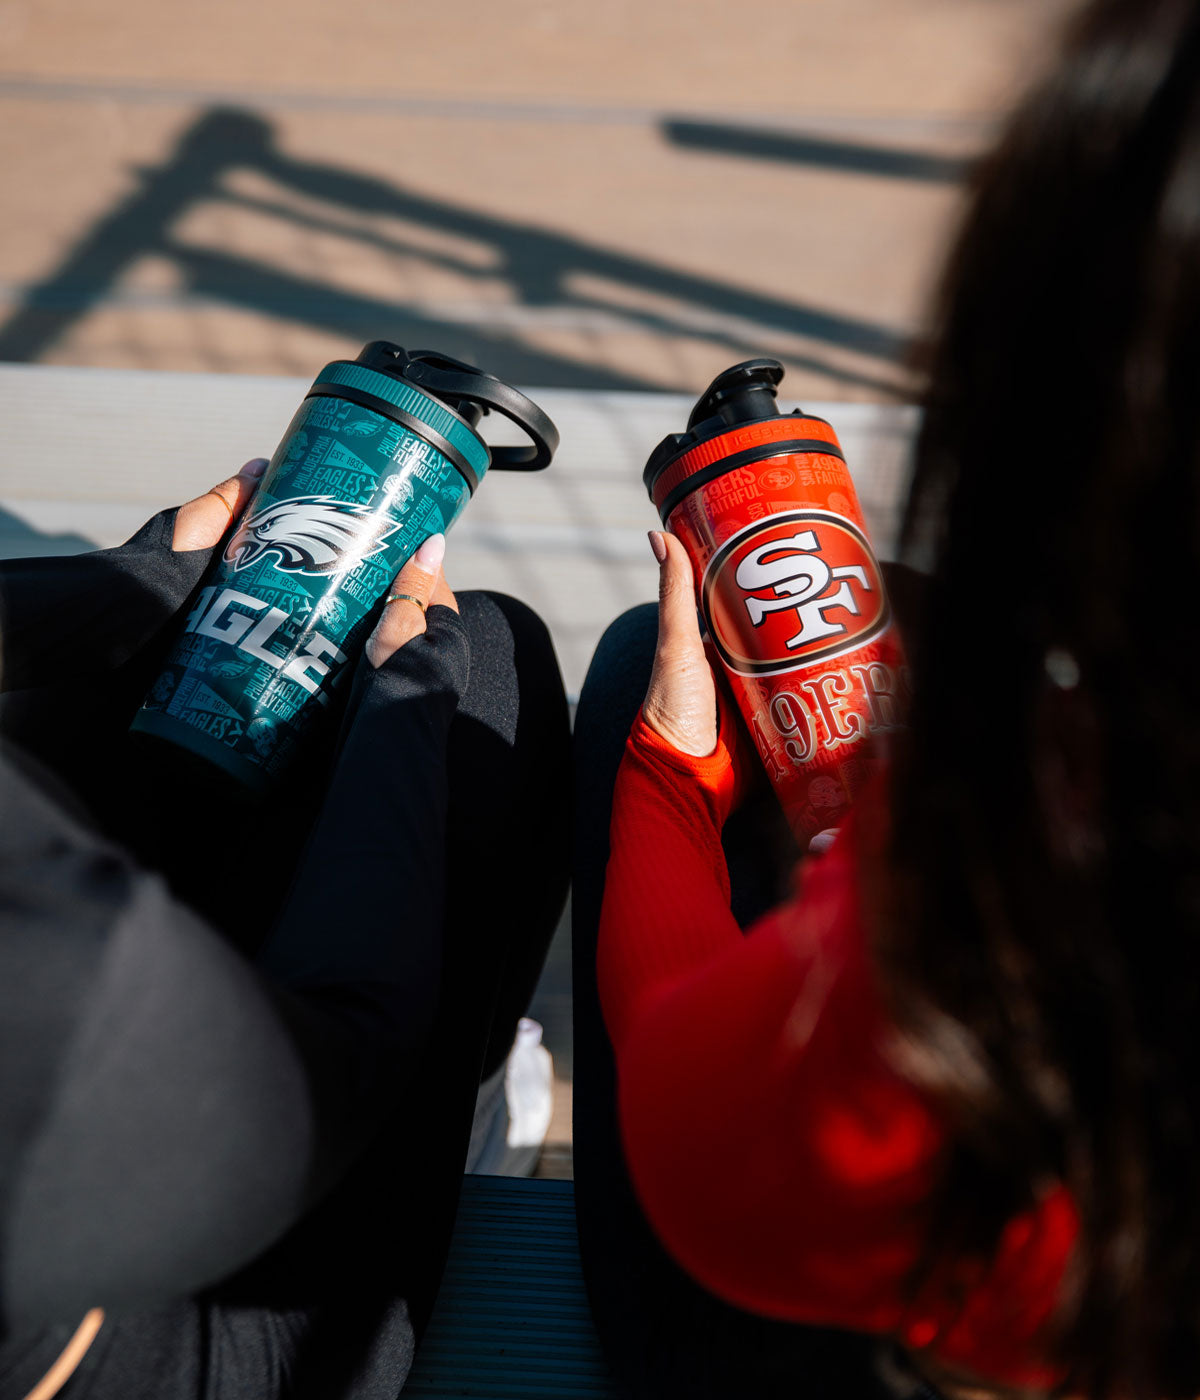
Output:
(643, 359), (906, 847)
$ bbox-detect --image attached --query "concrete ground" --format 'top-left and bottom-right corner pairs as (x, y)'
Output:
(0, 0), (1071, 399)
(0, 0), (1072, 1177)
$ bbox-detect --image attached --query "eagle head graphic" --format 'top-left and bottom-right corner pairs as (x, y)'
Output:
(224, 496), (397, 576)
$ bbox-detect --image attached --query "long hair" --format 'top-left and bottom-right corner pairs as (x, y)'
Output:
(878, 1), (1200, 1394)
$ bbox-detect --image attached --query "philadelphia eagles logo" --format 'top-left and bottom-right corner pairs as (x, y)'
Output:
(224, 495), (397, 576)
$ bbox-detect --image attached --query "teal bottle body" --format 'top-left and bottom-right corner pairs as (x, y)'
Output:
(131, 358), (486, 789)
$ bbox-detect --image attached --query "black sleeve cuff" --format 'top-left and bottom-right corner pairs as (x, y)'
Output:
(370, 604), (471, 699)
(338, 603), (471, 743)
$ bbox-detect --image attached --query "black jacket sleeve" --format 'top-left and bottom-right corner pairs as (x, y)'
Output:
(0, 512), (217, 808)
(0, 510), (214, 693)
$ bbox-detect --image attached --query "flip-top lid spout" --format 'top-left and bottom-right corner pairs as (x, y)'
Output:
(687, 357), (785, 431)
(643, 357), (794, 497)
(641, 358), (843, 521)
(354, 341), (558, 471)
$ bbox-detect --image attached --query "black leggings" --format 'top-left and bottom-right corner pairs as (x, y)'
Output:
(0, 590), (570, 1400)
(571, 603), (934, 1400)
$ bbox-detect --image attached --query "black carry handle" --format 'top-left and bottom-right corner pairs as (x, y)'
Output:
(688, 357), (785, 431)
(405, 350), (559, 471)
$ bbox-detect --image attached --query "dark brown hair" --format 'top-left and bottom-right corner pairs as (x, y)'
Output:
(880, 1), (1200, 1394)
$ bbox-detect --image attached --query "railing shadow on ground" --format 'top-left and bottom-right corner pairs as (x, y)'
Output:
(0, 106), (932, 611)
(662, 117), (971, 183)
(0, 106), (937, 393)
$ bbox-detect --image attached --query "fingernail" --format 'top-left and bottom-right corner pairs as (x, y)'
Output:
(648, 530), (667, 564)
(238, 457), (269, 480)
(414, 532), (446, 571)
(808, 828), (841, 856)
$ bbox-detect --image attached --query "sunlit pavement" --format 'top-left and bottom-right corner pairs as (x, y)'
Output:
(0, 0), (1070, 400)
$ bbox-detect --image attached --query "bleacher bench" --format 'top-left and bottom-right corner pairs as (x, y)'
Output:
(404, 1176), (622, 1398)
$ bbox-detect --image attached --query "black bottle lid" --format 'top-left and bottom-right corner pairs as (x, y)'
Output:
(642, 359), (846, 522)
(355, 341), (559, 472)
(643, 358), (799, 495)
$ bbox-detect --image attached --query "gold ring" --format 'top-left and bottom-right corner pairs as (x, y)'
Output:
(385, 592), (427, 611)
(205, 490), (236, 530)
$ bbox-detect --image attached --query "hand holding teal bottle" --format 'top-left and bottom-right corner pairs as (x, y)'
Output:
(133, 342), (557, 788)
(363, 531), (458, 669)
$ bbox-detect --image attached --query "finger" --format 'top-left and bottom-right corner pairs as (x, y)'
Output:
(364, 532), (446, 669)
(642, 530), (719, 757)
(430, 572), (459, 614)
(430, 560), (459, 614)
(652, 530), (705, 664)
(172, 458), (268, 551)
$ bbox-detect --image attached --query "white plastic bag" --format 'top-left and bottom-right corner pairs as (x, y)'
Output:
(465, 1018), (554, 1177)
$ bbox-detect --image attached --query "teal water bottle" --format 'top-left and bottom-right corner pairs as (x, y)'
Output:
(132, 342), (558, 788)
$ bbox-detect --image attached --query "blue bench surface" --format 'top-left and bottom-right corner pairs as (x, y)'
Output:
(403, 1175), (623, 1398)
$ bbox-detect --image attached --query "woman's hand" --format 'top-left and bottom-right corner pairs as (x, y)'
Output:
(364, 532), (458, 669)
(171, 458), (269, 551)
(171, 464), (457, 667)
(642, 529), (719, 758)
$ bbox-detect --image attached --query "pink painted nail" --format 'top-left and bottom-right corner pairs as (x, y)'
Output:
(648, 530), (667, 564)
(238, 457), (269, 479)
(414, 532), (446, 571)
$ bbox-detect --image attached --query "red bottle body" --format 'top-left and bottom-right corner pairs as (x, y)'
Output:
(651, 412), (906, 846)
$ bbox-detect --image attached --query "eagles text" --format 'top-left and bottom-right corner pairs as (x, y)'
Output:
(184, 586), (347, 700)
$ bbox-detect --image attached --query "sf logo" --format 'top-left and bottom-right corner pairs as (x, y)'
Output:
(736, 527), (872, 651)
(701, 510), (890, 676)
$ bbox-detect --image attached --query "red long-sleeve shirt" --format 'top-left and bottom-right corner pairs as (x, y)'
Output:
(597, 712), (1077, 1390)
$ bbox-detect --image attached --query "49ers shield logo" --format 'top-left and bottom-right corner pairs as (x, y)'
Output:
(701, 510), (890, 675)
